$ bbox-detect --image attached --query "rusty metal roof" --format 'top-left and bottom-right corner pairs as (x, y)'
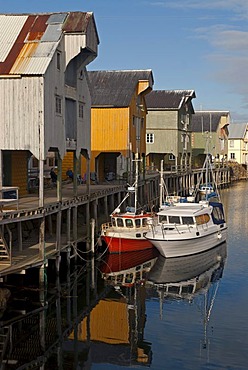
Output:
(145, 90), (196, 110)
(88, 70), (154, 107)
(0, 12), (95, 75)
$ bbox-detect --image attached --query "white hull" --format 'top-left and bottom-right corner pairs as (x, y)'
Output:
(147, 226), (227, 258)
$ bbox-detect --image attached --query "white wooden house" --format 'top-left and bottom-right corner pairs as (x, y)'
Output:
(228, 123), (248, 167)
(0, 12), (99, 200)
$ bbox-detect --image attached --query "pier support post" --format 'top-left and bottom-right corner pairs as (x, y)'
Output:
(17, 222), (22, 251)
(67, 208), (71, 244)
(104, 196), (108, 218)
(55, 255), (61, 275)
(56, 209), (62, 252)
(93, 200), (98, 231)
(86, 202), (90, 251)
(90, 218), (95, 255)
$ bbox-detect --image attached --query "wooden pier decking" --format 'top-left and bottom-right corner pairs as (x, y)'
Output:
(0, 181), (127, 278)
(0, 166), (231, 279)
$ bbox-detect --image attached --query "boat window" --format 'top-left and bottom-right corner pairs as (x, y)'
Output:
(168, 216), (180, 224)
(117, 274), (124, 283)
(125, 273), (133, 284)
(195, 214), (210, 225)
(125, 219), (134, 228)
(181, 285), (194, 294)
(168, 285), (180, 294)
(117, 218), (124, 227)
(111, 218), (116, 226)
(135, 219), (141, 228)
(182, 217), (194, 225)
(212, 206), (224, 221)
(142, 218), (148, 226)
(159, 215), (167, 223)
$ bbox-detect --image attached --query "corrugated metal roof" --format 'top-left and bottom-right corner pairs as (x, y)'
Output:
(228, 122), (247, 139)
(88, 70), (154, 107)
(10, 40), (58, 75)
(62, 12), (90, 33)
(145, 90), (196, 109)
(0, 12), (95, 76)
(47, 13), (67, 25)
(41, 24), (62, 42)
(191, 111), (229, 133)
(0, 15), (28, 61)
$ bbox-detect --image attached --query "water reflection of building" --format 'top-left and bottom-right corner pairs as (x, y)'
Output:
(0, 263), (112, 369)
(67, 249), (159, 367)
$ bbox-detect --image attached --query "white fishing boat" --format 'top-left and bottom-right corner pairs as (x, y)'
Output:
(100, 155), (154, 253)
(145, 154), (227, 258)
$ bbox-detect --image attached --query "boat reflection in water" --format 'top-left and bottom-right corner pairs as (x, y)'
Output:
(67, 248), (159, 368)
(100, 247), (159, 287)
(146, 243), (227, 349)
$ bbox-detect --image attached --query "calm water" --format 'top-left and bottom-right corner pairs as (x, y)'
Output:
(1, 181), (248, 369)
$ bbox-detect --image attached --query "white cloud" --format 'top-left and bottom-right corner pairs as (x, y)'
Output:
(149, 0), (248, 19)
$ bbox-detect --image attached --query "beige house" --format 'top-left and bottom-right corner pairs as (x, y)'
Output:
(145, 90), (196, 171)
(228, 123), (248, 167)
(191, 111), (230, 167)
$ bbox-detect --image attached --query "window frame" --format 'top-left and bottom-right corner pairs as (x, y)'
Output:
(55, 95), (62, 115)
(146, 133), (154, 144)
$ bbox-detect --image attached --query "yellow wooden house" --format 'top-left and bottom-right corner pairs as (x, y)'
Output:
(86, 70), (154, 182)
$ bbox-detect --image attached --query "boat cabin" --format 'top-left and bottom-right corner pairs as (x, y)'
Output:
(157, 202), (225, 227)
(111, 214), (151, 229)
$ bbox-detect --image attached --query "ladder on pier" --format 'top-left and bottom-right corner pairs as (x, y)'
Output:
(0, 230), (11, 265)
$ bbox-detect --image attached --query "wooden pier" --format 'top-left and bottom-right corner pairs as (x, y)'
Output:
(0, 166), (231, 281)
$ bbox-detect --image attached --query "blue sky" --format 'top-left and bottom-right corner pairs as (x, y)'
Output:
(1, 0), (248, 122)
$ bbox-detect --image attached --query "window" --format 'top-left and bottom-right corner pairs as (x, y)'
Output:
(168, 216), (180, 224)
(229, 140), (234, 148)
(195, 214), (210, 225)
(230, 153), (235, 159)
(169, 154), (175, 161)
(117, 218), (124, 227)
(56, 95), (62, 115)
(146, 133), (154, 143)
(56, 52), (61, 70)
(182, 217), (194, 225)
(125, 219), (134, 228)
(142, 218), (148, 226)
(79, 102), (84, 119)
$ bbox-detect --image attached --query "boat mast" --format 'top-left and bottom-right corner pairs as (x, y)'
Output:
(160, 160), (164, 209)
(134, 153), (139, 214)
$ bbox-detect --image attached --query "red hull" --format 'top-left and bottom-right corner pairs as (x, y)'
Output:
(102, 235), (153, 254)
(100, 248), (159, 274)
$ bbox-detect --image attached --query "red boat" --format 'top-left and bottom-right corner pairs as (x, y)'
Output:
(100, 157), (155, 253)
